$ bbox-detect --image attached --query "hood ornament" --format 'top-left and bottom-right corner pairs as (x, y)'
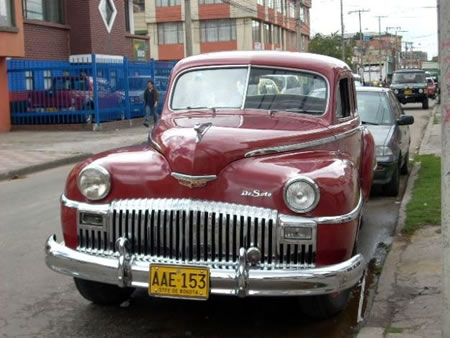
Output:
(171, 172), (217, 188)
(194, 122), (212, 143)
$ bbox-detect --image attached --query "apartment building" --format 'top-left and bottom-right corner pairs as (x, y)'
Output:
(135, 0), (311, 61)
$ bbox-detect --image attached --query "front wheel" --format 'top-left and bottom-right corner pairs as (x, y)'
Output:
(74, 278), (135, 305)
(299, 289), (352, 319)
(400, 151), (410, 175)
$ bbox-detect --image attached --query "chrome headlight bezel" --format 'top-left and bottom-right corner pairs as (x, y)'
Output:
(283, 176), (320, 213)
(77, 165), (111, 201)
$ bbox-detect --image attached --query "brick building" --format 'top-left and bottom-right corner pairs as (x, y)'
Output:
(21, 0), (149, 61)
(134, 0), (311, 61)
(1, 0), (25, 132)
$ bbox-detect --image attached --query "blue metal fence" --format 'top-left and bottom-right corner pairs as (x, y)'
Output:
(7, 55), (176, 125)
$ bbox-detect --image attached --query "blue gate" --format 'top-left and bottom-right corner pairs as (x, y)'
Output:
(7, 55), (176, 125)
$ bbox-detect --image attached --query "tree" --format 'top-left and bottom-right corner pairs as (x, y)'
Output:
(309, 32), (354, 67)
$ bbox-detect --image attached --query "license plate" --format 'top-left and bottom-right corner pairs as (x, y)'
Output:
(47, 107), (57, 112)
(149, 264), (210, 300)
(404, 89), (412, 95)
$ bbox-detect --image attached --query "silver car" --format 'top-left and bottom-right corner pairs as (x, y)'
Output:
(356, 87), (414, 196)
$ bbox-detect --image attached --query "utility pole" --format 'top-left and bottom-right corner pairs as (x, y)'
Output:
(340, 0), (345, 62)
(440, 0), (450, 332)
(375, 15), (387, 82)
(184, 0), (193, 57)
(348, 9), (370, 83)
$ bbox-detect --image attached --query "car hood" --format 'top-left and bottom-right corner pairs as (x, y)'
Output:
(365, 125), (393, 147)
(152, 111), (332, 176)
(391, 83), (427, 89)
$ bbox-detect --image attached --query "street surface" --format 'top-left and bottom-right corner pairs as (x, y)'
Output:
(0, 103), (432, 337)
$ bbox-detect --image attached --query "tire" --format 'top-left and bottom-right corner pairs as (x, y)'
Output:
(299, 289), (352, 319)
(400, 151), (410, 175)
(422, 97), (429, 109)
(74, 278), (135, 306)
(383, 162), (400, 196)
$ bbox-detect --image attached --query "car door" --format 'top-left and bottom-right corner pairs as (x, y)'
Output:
(388, 91), (410, 160)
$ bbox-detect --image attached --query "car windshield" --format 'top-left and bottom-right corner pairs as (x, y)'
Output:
(357, 91), (394, 125)
(392, 72), (426, 84)
(171, 67), (328, 115)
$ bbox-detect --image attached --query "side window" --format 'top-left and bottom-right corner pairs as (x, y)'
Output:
(336, 78), (351, 119)
(389, 92), (403, 117)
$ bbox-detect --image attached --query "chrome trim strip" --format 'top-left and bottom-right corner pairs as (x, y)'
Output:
(245, 125), (363, 158)
(245, 134), (337, 158)
(46, 235), (365, 297)
(62, 192), (363, 226)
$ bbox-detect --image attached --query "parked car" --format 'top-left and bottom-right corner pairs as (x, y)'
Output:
(45, 51), (376, 319)
(352, 73), (363, 87)
(426, 77), (437, 99)
(390, 69), (429, 109)
(26, 75), (121, 113)
(356, 87), (414, 196)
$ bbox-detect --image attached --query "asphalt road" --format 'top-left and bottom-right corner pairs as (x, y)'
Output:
(0, 103), (432, 337)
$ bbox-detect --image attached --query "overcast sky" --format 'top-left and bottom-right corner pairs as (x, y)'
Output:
(310, 0), (438, 60)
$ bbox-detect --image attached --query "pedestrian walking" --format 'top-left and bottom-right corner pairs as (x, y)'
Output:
(143, 80), (159, 128)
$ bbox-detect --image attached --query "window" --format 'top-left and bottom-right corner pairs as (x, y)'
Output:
(276, 0), (282, 13)
(23, 0), (64, 24)
(133, 0), (145, 12)
(110, 70), (117, 88)
(44, 70), (52, 89)
(124, 0), (130, 32)
(289, 1), (295, 18)
(158, 22), (184, 44)
(156, 0), (180, 6)
(257, 0), (264, 5)
(0, 0), (14, 27)
(263, 23), (272, 44)
(200, 19), (236, 42)
(252, 20), (261, 43)
(267, 0), (274, 9)
(199, 0), (224, 4)
(336, 78), (351, 119)
(25, 71), (34, 90)
(273, 25), (280, 45)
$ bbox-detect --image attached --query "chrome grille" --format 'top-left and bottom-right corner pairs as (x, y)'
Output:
(77, 199), (316, 268)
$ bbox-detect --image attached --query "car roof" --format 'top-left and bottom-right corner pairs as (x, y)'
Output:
(172, 51), (351, 77)
(356, 86), (390, 93)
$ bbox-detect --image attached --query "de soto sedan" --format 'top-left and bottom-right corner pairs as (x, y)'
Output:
(45, 51), (375, 319)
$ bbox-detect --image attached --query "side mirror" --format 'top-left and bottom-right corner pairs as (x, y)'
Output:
(397, 115), (414, 125)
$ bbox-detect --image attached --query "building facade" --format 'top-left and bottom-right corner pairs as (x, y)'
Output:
(20, 0), (150, 61)
(136, 0), (311, 61)
(1, 0), (25, 132)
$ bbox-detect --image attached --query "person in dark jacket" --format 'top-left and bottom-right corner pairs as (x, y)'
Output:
(143, 80), (159, 127)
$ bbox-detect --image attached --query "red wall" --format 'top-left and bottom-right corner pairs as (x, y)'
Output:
(24, 21), (70, 60)
(200, 41), (237, 54)
(199, 3), (231, 19)
(159, 44), (184, 61)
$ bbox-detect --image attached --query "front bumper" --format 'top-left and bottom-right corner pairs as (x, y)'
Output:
(45, 235), (365, 297)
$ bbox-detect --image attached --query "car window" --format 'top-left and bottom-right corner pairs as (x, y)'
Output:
(389, 91), (404, 117)
(392, 72), (426, 84)
(357, 91), (395, 125)
(336, 78), (351, 119)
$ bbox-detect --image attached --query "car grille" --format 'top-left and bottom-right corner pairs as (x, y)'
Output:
(77, 199), (316, 268)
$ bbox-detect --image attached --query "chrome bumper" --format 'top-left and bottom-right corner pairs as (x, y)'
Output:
(46, 235), (365, 297)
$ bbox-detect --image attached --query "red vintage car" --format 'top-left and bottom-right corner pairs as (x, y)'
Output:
(45, 51), (375, 319)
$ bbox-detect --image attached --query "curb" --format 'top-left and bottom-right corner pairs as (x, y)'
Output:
(418, 103), (439, 155)
(0, 153), (91, 182)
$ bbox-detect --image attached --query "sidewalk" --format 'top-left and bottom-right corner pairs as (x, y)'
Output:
(358, 105), (442, 338)
(0, 122), (150, 180)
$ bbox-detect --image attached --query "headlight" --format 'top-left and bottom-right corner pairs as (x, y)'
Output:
(419, 88), (424, 93)
(77, 165), (111, 200)
(376, 145), (394, 162)
(394, 89), (399, 94)
(283, 177), (320, 213)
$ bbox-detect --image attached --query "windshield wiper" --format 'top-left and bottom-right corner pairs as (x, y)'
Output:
(184, 106), (217, 112)
(269, 108), (323, 115)
(361, 121), (379, 125)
